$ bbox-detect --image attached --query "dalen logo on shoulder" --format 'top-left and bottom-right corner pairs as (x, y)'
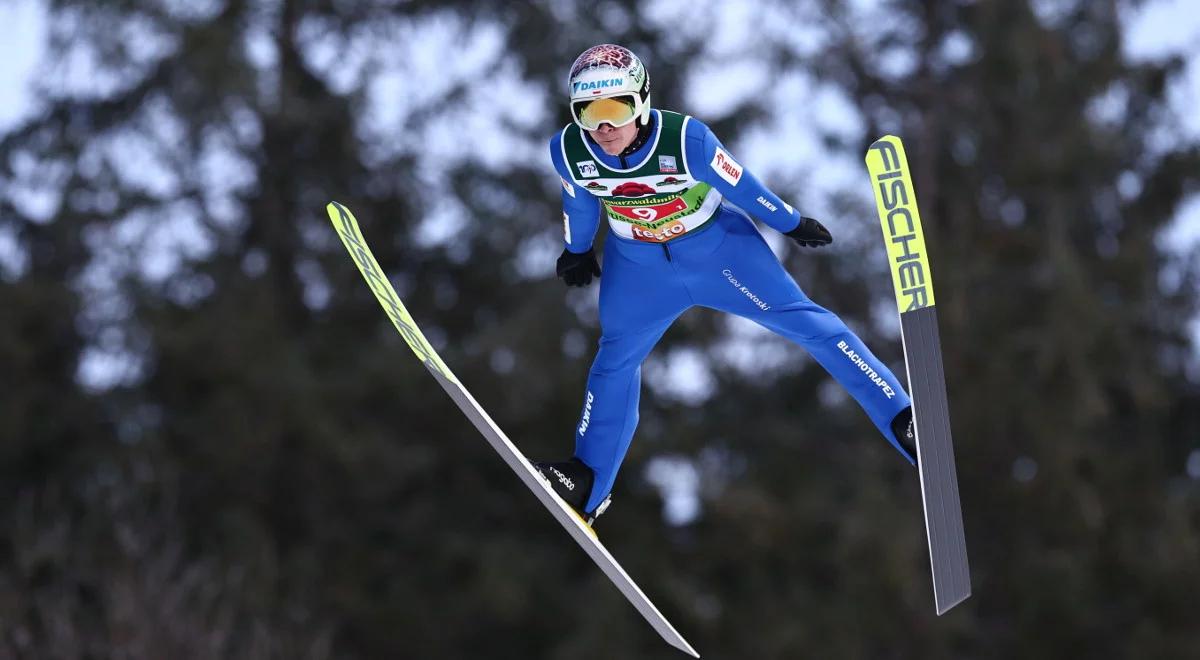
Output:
(711, 148), (743, 186)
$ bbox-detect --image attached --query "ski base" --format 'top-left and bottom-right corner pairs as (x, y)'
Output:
(326, 201), (699, 657)
(902, 306), (971, 614)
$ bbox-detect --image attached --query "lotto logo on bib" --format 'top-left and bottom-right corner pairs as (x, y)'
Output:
(608, 197), (688, 223)
(632, 220), (687, 243)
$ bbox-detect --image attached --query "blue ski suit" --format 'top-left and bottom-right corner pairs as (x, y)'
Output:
(551, 110), (912, 513)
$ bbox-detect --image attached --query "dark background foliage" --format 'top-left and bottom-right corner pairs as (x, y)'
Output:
(1, 1), (1198, 658)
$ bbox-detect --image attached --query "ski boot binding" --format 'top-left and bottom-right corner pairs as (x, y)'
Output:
(534, 457), (611, 526)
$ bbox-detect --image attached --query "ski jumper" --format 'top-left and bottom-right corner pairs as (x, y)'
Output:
(551, 110), (913, 513)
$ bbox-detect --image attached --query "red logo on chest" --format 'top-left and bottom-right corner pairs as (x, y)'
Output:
(611, 181), (657, 197)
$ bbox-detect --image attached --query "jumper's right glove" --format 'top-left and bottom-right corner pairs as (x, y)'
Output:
(556, 247), (601, 287)
(785, 216), (833, 248)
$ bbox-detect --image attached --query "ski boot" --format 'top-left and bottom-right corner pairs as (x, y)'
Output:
(534, 457), (612, 526)
(891, 406), (917, 464)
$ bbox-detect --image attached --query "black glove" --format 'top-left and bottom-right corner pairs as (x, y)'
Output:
(556, 247), (601, 287)
(785, 216), (833, 248)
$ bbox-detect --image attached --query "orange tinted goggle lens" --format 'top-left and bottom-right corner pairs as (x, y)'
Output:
(575, 97), (637, 129)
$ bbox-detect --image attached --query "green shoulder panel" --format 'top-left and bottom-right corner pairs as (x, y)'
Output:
(655, 110), (686, 164)
(560, 124), (591, 178)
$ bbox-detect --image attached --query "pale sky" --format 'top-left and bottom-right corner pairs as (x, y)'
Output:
(3, 0), (1196, 282)
(0, 1), (43, 130)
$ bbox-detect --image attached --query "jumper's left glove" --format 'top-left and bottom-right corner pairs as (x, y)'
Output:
(785, 217), (833, 248)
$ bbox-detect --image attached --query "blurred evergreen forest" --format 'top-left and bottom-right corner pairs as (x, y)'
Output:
(2, 1), (1198, 658)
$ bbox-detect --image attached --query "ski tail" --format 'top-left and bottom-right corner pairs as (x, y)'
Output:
(865, 137), (972, 615)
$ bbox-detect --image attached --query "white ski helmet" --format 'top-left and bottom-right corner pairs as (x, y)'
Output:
(568, 44), (651, 130)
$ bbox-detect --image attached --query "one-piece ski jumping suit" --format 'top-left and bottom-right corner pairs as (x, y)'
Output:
(551, 109), (914, 514)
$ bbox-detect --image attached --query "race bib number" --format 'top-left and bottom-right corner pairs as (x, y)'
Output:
(608, 197), (688, 223)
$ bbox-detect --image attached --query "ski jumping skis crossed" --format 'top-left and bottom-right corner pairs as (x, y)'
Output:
(325, 201), (700, 657)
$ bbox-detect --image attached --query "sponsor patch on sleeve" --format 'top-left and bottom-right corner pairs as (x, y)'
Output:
(710, 147), (743, 186)
(561, 177), (576, 198)
(563, 212), (572, 243)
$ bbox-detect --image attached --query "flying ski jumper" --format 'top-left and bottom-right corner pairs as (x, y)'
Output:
(541, 44), (916, 519)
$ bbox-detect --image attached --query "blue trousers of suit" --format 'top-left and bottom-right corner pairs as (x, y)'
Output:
(574, 207), (912, 513)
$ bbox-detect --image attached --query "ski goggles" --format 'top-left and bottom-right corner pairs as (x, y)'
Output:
(571, 94), (640, 131)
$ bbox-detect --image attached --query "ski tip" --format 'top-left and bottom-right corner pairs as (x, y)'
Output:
(325, 201), (360, 232)
(865, 135), (905, 165)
